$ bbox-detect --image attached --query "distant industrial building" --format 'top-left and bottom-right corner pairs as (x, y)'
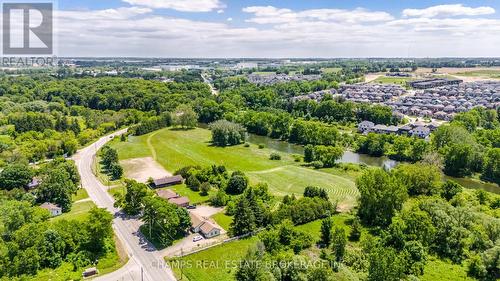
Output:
(407, 78), (463, 89)
(234, 62), (258, 70)
(386, 72), (411, 77)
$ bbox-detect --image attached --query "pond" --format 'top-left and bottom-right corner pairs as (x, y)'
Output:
(246, 133), (398, 169)
(246, 133), (499, 194)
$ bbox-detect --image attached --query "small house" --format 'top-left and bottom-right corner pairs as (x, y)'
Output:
(410, 126), (431, 138)
(190, 212), (205, 233)
(200, 221), (221, 239)
(156, 189), (178, 200)
(156, 189), (190, 208)
(398, 124), (413, 135)
(153, 175), (184, 188)
(40, 202), (62, 217)
(27, 178), (40, 190)
(358, 121), (375, 133)
(189, 212), (221, 239)
(169, 196), (190, 208)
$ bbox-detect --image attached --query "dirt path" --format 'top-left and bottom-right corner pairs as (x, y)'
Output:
(246, 165), (292, 174)
(146, 131), (160, 160)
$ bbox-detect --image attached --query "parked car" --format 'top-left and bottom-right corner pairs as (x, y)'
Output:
(186, 205), (197, 209)
(193, 235), (203, 242)
(82, 267), (98, 278)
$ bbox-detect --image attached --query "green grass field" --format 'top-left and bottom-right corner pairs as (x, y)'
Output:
(211, 212), (233, 231)
(456, 69), (500, 79)
(112, 128), (359, 210)
(168, 237), (258, 281)
(167, 217), (350, 281)
(162, 184), (215, 204)
(321, 67), (342, 73)
(373, 76), (413, 85)
(31, 235), (127, 281)
(72, 188), (89, 201)
(51, 200), (96, 222)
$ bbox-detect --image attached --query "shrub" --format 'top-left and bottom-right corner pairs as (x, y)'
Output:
(186, 175), (201, 191)
(258, 144), (265, 149)
(293, 154), (302, 162)
(244, 143), (250, 147)
(200, 182), (211, 196)
(270, 153), (281, 160)
(209, 120), (246, 147)
(226, 172), (249, 195)
(311, 161), (324, 169)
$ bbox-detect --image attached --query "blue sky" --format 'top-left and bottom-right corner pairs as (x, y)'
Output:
(51, 1), (500, 57)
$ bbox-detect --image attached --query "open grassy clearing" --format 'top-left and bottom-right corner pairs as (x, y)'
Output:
(168, 216), (352, 281)
(372, 76), (413, 85)
(321, 67), (342, 73)
(51, 200), (96, 222)
(31, 235), (128, 281)
(162, 184), (215, 204)
(211, 212), (233, 231)
(112, 127), (359, 210)
(455, 69), (500, 79)
(170, 211), (473, 281)
(72, 188), (89, 201)
(252, 71), (276, 75)
(168, 237), (258, 281)
(247, 165), (359, 207)
(421, 256), (473, 281)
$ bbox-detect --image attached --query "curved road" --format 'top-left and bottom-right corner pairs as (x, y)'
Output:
(72, 129), (176, 281)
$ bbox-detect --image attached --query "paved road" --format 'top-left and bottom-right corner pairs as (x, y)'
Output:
(73, 129), (176, 281)
(201, 73), (218, 96)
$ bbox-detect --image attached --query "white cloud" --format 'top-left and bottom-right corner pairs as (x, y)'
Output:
(217, 9), (224, 14)
(51, 4), (500, 57)
(122, 0), (225, 12)
(227, 17), (232, 21)
(243, 6), (393, 24)
(403, 4), (495, 18)
(58, 7), (152, 20)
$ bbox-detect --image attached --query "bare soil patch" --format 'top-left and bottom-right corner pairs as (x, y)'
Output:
(120, 157), (171, 183)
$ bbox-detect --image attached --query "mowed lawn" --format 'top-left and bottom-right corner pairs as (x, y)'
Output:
(168, 237), (258, 281)
(167, 218), (338, 281)
(113, 128), (358, 209)
(373, 76), (413, 85)
(456, 69), (500, 79)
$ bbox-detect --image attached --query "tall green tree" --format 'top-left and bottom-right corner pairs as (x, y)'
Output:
(320, 217), (333, 247)
(0, 163), (33, 191)
(394, 163), (441, 196)
(357, 169), (408, 227)
(230, 197), (256, 236)
(172, 104), (198, 129)
(36, 169), (76, 212)
(332, 227), (347, 262)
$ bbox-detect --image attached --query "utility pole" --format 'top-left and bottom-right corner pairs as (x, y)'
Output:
(141, 267), (144, 281)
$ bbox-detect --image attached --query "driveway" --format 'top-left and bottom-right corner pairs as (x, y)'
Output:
(189, 205), (224, 218)
(159, 205), (227, 257)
